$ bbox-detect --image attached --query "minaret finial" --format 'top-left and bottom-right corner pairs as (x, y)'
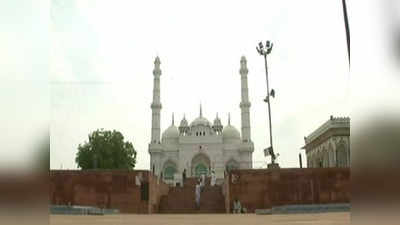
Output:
(216, 112), (219, 118)
(228, 113), (231, 125)
(200, 103), (203, 117)
(155, 56), (160, 65)
(172, 113), (174, 125)
(240, 55), (248, 76)
(153, 56), (161, 76)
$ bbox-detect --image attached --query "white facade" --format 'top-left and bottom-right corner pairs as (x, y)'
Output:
(302, 116), (350, 168)
(148, 56), (254, 184)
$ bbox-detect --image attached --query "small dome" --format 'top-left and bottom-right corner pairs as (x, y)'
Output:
(162, 125), (179, 139)
(162, 113), (179, 141)
(180, 116), (189, 127)
(222, 125), (240, 140)
(213, 113), (222, 126)
(222, 113), (240, 141)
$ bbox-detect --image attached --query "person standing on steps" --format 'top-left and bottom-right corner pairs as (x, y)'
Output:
(195, 180), (201, 209)
(210, 170), (216, 186)
(200, 173), (206, 191)
(182, 169), (186, 186)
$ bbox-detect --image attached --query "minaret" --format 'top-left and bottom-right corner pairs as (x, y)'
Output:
(151, 56), (162, 144)
(239, 56), (251, 142)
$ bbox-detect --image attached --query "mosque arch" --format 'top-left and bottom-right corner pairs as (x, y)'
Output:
(336, 141), (348, 168)
(225, 158), (240, 172)
(162, 160), (178, 180)
(191, 153), (211, 177)
(323, 147), (329, 168)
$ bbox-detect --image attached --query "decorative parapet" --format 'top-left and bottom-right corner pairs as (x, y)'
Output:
(304, 116), (350, 146)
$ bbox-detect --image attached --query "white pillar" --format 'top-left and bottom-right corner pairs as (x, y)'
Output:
(151, 56), (162, 143)
(149, 56), (163, 175)
(239, 56), (251, 142)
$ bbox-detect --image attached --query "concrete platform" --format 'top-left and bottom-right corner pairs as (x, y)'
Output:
(255, 203), (350, 215)
(50, 205), (120, 215)
(50, 212), (350, 225)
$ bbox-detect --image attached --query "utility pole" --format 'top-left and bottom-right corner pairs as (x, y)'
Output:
(257, 40), (279, 169)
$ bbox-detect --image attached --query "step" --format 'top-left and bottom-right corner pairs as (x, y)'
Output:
(158, 183), (225, 214)
(159, 209), (225, 214)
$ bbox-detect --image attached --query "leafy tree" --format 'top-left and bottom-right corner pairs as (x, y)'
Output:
(75, 129), (137, 170)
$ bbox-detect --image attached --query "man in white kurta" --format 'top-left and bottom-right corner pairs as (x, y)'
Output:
(210, 171), (216, 186)
(195, 181), (201, 209)
(200, 174), (206, 190)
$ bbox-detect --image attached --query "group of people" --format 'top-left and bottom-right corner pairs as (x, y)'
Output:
(194, 170), (217, 209)
(182, 170), (245, 213)
(233, 198), (246, 213)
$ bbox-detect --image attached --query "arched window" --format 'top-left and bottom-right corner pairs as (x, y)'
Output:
(203, 131), (205, 136)
(196, 132), (198, 136)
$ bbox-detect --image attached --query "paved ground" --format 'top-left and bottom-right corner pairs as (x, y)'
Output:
(50, 212), (350, 225)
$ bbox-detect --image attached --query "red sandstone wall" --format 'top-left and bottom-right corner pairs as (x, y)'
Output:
(148, 173), (169, 213)
(223, 175), (230, 213)
(50, 170), (150, 213)
(225, 168), (350, 213)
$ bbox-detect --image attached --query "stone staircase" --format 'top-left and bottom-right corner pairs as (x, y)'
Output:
(159, 177), (225, 213)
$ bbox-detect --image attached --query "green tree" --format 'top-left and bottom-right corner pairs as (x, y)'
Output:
(75, 129), (137, 170)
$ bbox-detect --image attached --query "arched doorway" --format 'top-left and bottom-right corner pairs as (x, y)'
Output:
(191, 153), (210, 177)
(195, 163), (208, 177)
(163, 160), (177, 180)
(225, 159), (239, 172)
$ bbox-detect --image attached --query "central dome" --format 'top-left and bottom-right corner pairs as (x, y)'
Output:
(190, 116), (211, 127)
(190, 104), (211, 127)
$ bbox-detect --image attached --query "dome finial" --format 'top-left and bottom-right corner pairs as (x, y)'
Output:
(172, 113), (175, 125)
(200, 103), (203, 117)
(228, 113), (231, 125)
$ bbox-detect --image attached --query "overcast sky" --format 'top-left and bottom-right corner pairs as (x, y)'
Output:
(2, 1), (398, 171)
(47, 0), (354, 170)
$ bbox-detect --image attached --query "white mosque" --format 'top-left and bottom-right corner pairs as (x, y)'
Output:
(148, 56), (254, 184)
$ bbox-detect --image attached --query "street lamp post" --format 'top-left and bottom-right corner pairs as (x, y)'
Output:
(257, 41), (279, 168)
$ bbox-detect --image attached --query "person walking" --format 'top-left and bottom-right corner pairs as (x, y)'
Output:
(195, 180), (201, 209)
